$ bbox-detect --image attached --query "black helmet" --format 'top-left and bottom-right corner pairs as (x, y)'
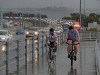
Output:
(69, 26), (74, 30)
(49, 28), (54, 32)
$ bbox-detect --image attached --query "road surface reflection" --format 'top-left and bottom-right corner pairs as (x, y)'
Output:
(48, 63), (56, 75)
(68, 67), (77, 75)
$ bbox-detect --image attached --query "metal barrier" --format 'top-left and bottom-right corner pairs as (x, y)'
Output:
(95, 32), (100, 75)
(95, 40), (100, 75)
(0, 32), (64, 75)
(80, 31), (97, 41)
(1, 31), (98, 75)
(0, 38), (34, 75)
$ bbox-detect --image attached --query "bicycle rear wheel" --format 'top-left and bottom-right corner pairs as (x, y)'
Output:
(70, 51), (74, 66)
(70, 57), (73, 66)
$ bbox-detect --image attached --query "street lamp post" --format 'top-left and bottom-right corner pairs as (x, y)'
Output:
(34, 13), (37, 27)
(0, 9), (3, 28)
(80, 0), (82, 75)
(40, 14), (41, 27)
(80, 0), (82, 27)
(83, 0), (86, 27)
(84, 0), (85, 16)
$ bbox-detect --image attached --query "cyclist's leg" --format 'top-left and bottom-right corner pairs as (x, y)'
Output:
(73, 41), (79, 56)
(51, 42), (57, 56)
(67, 39), (72, 57)
(48, 47), (51, 58)
(54, 43), (57, 52)
(73, 41), (79, 60)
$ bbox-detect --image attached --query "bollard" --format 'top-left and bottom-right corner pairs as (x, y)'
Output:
(6, 42), (9, 75)
(61, 32), (63, 44)
(25, 39), (27, 75)
(60, 32), (61, 44)
(42, 35), (44, 56)
(37, 34), (40, 71)
(62, 32), (64, 44)
(37, 34), (39, 57)
(32, 37), (34, 72)
(16, 40), (20, 75)
(58, 34), (60, 48)
(60, 32), (62, 44)
(46, 35), (48, 61)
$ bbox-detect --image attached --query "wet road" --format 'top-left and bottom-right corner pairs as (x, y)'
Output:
(7, 40), (96, 75)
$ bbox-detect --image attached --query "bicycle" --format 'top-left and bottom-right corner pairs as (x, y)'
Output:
(67, 41), (79, 67)
(48, 44), (56, 66)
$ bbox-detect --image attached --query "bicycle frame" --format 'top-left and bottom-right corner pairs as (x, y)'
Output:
(70, 43), (74, 66)
(67, 41), (79, 66)
(70, 42), (79, 66)
(48, 46), (56, 65)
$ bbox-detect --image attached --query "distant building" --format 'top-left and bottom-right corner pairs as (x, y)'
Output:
(88, 22), (100, 31)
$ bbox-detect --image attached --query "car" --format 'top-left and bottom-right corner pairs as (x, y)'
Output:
(0, 30), (13, 42)
(16, 28), (25, 35)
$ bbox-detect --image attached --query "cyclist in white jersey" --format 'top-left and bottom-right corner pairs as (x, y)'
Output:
(46, 28), (57, 52)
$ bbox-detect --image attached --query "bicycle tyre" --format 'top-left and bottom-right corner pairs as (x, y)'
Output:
(70, 51), (74, 66)
(71, 57), (73, 66)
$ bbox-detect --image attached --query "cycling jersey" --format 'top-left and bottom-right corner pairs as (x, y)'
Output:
(47, 32), (57, 43)
(66, 29), (79, 41)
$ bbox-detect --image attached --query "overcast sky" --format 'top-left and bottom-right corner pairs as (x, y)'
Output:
(0, 0), (100, 9)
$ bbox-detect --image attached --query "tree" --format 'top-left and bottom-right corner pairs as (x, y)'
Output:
(62, 16), (71, 20)
(89, 13), (96, 17)
(70, 13), (80, 21)
(62, 17), (67, 20)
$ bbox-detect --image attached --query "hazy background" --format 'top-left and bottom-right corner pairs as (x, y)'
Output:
(0, 0), (100, 19)
(0, 0), (100, 9)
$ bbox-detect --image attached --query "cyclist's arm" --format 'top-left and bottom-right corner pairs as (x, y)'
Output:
(76, 30), (80, 43)
(64, 30), (69, 43)
(77, 34), (80, 43)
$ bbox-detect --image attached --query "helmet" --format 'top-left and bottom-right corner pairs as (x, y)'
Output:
(69, 26), (74, 30)
(49, 28), (54, 32)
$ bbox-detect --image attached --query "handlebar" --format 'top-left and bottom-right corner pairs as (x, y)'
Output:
(66, 42), (80, 45)
(44, 44), (55, 47)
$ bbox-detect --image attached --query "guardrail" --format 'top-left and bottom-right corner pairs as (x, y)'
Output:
(0, 31), (64, 75)
(95, 32), (100, 75)
(95, 40), (100, 75)
(80, 31), (97, 41)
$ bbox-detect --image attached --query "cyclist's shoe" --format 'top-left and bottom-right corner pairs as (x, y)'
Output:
(68, 54), (70, 58)
(74, 56), (77, 61)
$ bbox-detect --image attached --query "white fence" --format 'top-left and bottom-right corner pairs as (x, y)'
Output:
(94, 32), (100, 75)
(80, 31), (97, 41)
(95, 40), (100, 75)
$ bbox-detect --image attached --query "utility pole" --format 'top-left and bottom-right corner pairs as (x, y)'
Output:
(0, 9), (3, 28)
(84, 0), (85, 16)
(80, 0), (82, 27)
(84, 0), (86, 27)
(80, 0), (82, 75)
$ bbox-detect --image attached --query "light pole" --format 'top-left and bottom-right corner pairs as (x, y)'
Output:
(0, 8), (3, 28)
(40, 14), (41, 27)
(34, 13), (37, 27)
(80, 0), (82, 27)
(84, 0), (85, 16)
(84, 0), (86, 27)
(80, 0), (82, 75)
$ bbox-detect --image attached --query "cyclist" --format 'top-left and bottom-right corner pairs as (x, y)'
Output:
(46, 28), (57, 54)
(65, 26), (80, 61)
